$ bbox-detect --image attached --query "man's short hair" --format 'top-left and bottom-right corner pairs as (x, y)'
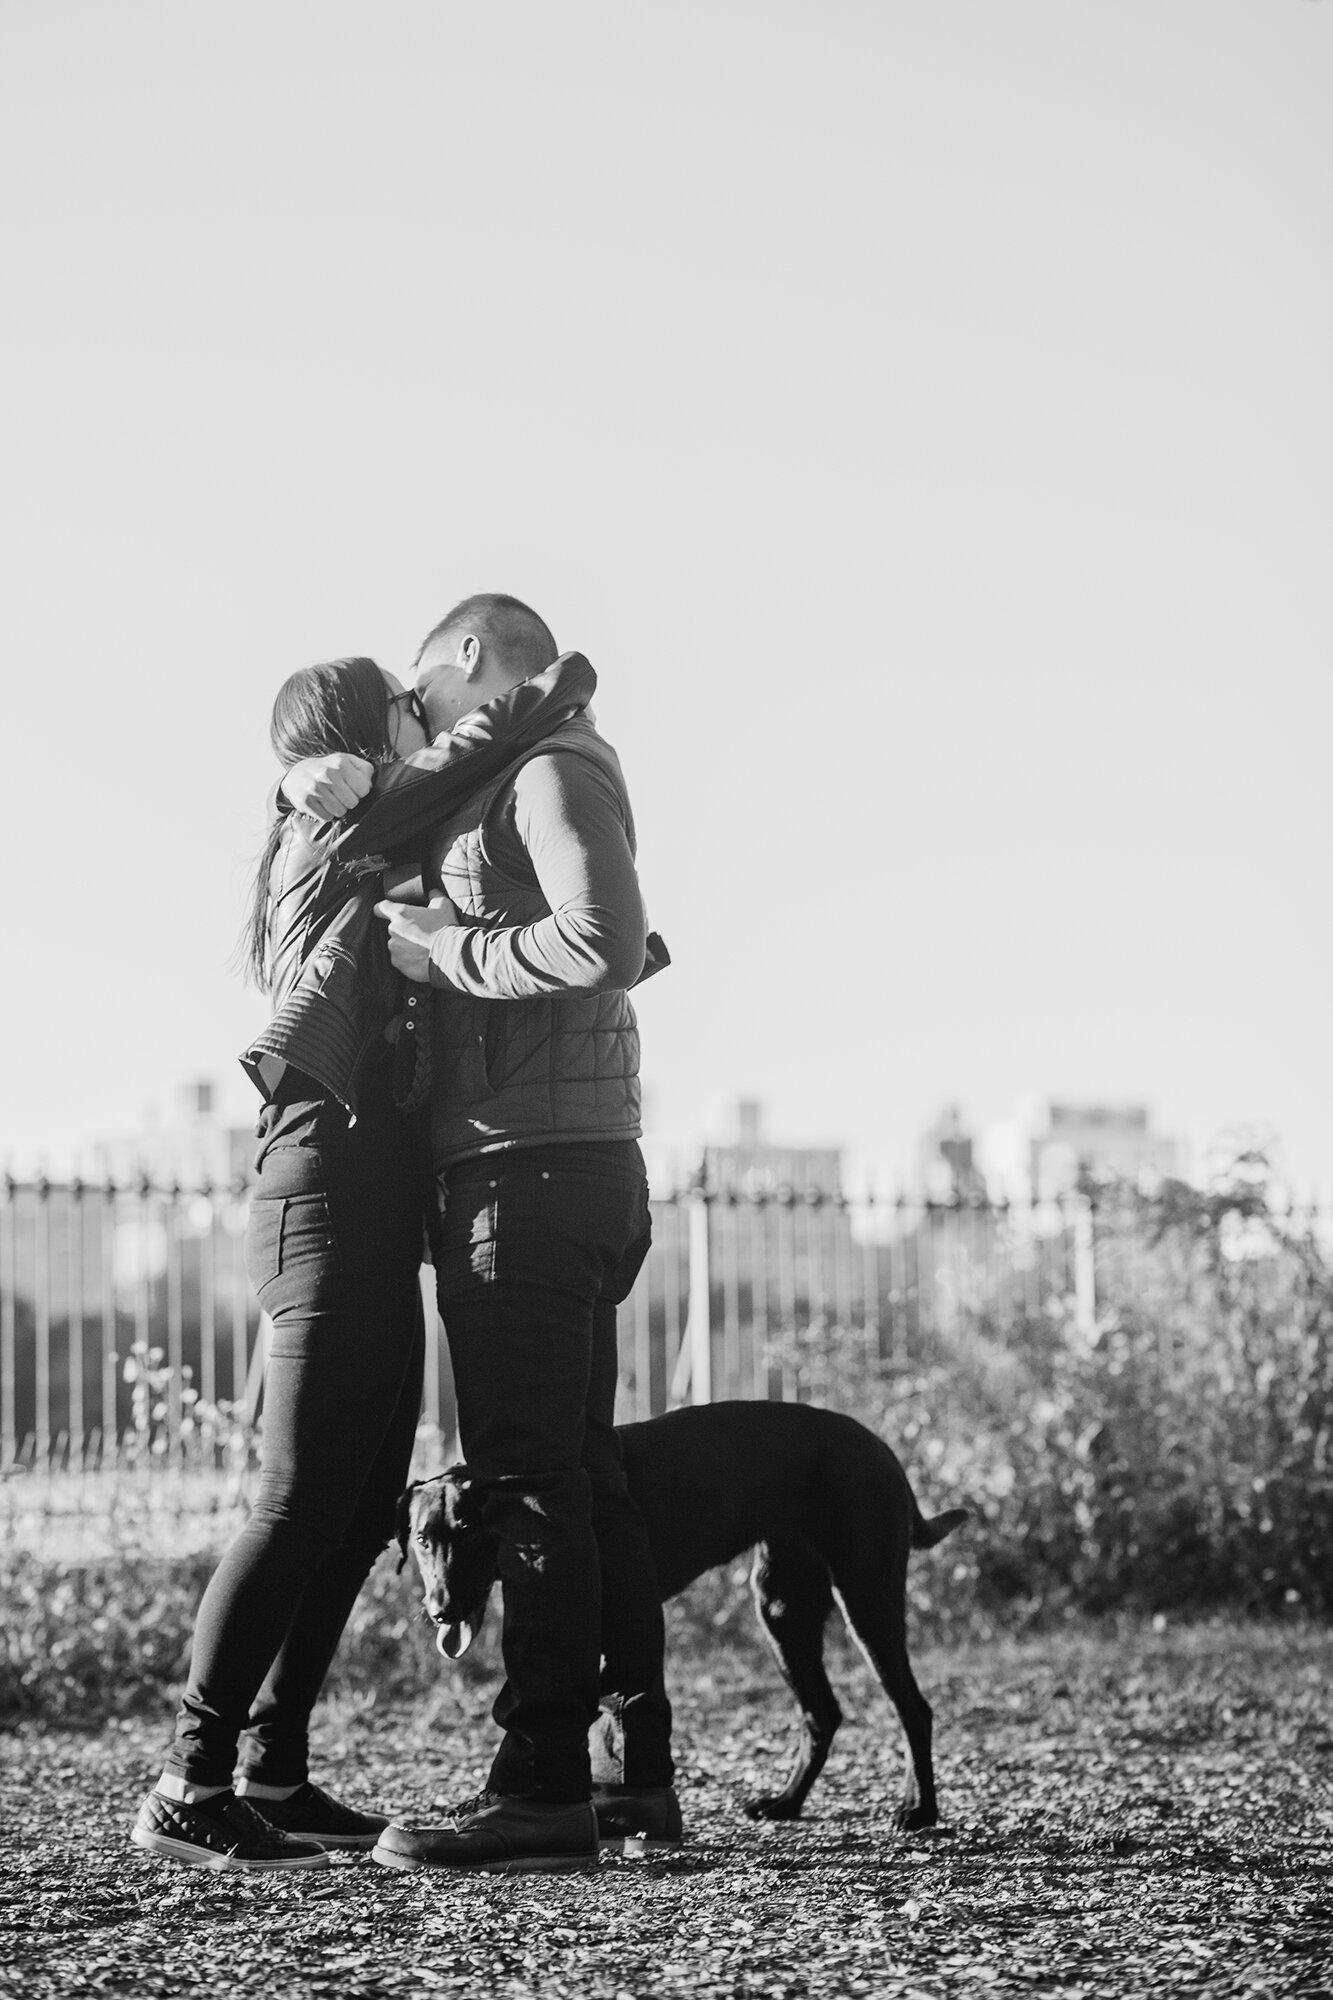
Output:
(415, 593), (557, 674)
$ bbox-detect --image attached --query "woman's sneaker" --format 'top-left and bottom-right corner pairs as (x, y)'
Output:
(243, 1781), (389, 1850)
(131, 1790), (330, 1872)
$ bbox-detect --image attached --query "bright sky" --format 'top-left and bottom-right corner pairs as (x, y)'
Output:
(2, 1), (1329, 1191)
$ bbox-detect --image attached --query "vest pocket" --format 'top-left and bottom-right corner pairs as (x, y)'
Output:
(446, 1011), (501, 1101)
(480, 1008), (505, 1090)
(450, 1030), (491, 1103)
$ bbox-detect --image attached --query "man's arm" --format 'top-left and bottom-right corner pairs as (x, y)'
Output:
(278, 656), (597, 863)
(378, 752), (646, 997)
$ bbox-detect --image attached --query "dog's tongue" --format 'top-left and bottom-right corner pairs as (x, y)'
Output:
(437, 1621), (475, 1660)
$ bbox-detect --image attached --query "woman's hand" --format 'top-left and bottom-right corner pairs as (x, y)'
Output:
(281, 753), (375, 820)
(375, 893), (462, 982)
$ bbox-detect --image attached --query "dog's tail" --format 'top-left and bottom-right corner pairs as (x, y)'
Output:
(912, 1504), (971, 1551)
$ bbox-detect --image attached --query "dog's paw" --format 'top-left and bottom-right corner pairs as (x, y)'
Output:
(743, 1794), (803, 1822)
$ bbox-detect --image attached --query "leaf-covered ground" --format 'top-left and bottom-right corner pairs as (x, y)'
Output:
(2, 1624), (1331, 1999)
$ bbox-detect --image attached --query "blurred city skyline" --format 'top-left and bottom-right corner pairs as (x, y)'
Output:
(2, 2), (1329, 1190)
(45, 1074), (1294, 1212)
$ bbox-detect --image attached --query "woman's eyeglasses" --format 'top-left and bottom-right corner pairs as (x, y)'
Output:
(388, 688), (430, 735)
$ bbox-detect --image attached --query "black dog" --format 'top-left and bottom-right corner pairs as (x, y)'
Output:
(396, 1399), (968, 1829)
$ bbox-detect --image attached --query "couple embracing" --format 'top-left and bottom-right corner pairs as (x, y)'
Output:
(131, 594), (677, 1874)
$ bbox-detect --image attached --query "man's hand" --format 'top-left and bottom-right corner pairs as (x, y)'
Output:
(375, 894), (463, 982)
(281, 754), (375, 821)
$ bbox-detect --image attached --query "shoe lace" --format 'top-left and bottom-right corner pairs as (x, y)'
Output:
(441, 1788), (498, 1823)
(222, 1796), (289, 1845)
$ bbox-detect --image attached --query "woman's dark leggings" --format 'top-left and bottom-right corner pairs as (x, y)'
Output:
(163, 1144), (425, 1788)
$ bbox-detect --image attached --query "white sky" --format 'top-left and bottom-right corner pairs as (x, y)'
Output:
(2, 0), (1329, 1189)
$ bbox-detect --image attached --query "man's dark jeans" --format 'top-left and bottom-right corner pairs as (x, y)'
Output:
(432, 1140), (673, 1802)
(164, 1143), (425, 1789)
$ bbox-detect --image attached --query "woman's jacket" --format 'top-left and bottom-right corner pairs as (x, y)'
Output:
(240, 654), (596, 1116)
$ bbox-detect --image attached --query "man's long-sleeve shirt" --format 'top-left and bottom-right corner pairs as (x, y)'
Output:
(425, 748), (647, 1001)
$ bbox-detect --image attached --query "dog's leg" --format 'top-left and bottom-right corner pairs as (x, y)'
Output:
(589, 1705), (624, 1788)
(831, 1549), (938, 1832)
(744, 1538), (842, 1822)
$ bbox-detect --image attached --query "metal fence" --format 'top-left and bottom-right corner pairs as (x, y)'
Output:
(0, 1171), (1114, 1474)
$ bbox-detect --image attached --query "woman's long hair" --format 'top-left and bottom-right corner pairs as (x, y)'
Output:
(243, 656), (395, 991)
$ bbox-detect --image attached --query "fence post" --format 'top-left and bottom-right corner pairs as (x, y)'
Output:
(0, 1179), (15, 1466)
(100, 1181), (117, 1454)
(684, 1187), (712, 1405)
(68, 1185), (84, 1464)
(34, 1178), (51, 1464)
(1073, 1194), (1097, 1340)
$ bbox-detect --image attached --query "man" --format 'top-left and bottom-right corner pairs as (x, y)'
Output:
(294, 595), (676, 1872)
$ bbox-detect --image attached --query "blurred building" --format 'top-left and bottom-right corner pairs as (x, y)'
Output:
(703, 1098), (843, 1197)
(914, 1104), (987, 1202)
(91, 1079), (254, 1187)
(982, 1098), (1183, 1201)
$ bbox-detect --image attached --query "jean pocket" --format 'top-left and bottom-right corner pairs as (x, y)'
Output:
(541, 1168), (647, 1256)
(606, 1215), (652, 1306)
(245, 1191), (344, 1316)
(276, 1192), (342, 1278)
(244, 1196), (285, 1292)
(433, 1179), (501, 1295)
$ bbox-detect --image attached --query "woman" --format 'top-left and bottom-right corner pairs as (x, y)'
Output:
(131, 652), (595, 1871)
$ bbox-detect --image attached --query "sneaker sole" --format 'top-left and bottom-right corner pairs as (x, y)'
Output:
(131, 1827), (330, 1872)
(372, 1847), (599, 1876)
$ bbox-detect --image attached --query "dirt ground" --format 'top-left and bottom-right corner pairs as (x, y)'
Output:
(2, 1624), (1331, 2000)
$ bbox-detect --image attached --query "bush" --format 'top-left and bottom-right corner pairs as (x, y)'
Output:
(771, 1165), (1333, 1628)
(0, 1541), (475, 1725)
(0, 1547), (210, 1723)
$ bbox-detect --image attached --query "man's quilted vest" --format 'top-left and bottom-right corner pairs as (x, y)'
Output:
(425, 716), (642, 1168)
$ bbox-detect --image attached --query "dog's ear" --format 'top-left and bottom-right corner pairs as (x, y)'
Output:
(445, 1463), (482, 1527)
(393, 1482), (420, 1575)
